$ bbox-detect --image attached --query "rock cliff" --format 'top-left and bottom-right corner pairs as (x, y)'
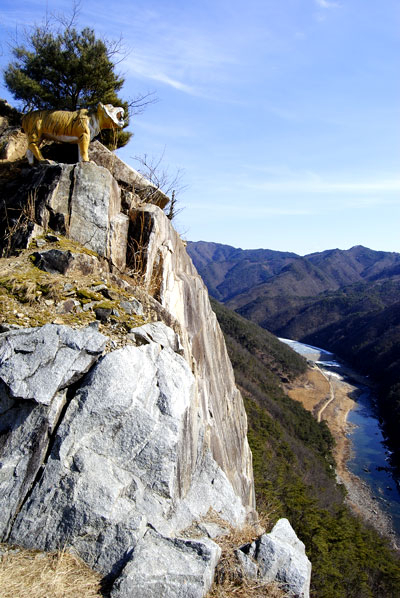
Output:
(0, 114), (311, 598)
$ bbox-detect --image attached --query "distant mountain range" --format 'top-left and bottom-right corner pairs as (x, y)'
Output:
(187, 241), (400, 465)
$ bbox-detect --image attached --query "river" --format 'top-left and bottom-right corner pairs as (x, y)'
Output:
(280, 338), (400, 542)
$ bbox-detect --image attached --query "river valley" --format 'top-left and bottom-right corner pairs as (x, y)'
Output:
(280, 338), (400, 548)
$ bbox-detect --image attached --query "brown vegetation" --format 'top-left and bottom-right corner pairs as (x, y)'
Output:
(0, 544), (101, 598)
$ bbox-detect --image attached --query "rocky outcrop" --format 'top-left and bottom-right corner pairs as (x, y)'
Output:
(0, 158), (255, 516)
(0, 132), (311, 597)
(0, 162), (129, 269)
(0, 320), (245, 597)
(132, 204), (255, 510)
(110, 531), (221, 598)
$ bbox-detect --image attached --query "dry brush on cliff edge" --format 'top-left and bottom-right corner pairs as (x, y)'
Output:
(0, 544), (101, 598)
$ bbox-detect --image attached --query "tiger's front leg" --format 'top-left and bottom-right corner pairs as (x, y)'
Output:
(27, 134), (46, 164)
(78, 130), (91, 162)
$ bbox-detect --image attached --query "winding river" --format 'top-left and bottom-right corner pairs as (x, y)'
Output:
(280, 338), (400, 540)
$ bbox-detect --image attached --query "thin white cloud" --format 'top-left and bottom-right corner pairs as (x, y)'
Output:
(189, 202), (312, 217)
(126, 55), (197, 95)
(123, 31), (238, 98)
(134, 120), (194, 139)
(248, 179), (400, 194)
(315, 0), (341, 8)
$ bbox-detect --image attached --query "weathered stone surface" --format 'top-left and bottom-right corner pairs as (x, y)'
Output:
(0, 324), (107, 540)
(120, 298), (144, 316)
(9, 341), (195, 571)
(235, 548), (258, 580)
(89, 140), (169, 208)
(0, 324), (107, 405)
(0, 163), (128, 270)
(256, 519), (312, 598)
(0, 384), (67, 540)
(7, 324), (249, 594)
(170, 451), (248, 534)
(68, 163), (129, 270)
(110, 529), (221, 598)
(133, 206), (255, 516)
(128, 321), (183, 353)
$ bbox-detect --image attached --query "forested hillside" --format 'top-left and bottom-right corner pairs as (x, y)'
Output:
(189, 242), (400, 469)
(211, 299), (400, 598)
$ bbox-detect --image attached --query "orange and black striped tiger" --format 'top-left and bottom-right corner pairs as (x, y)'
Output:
(21, 103), (125, 164)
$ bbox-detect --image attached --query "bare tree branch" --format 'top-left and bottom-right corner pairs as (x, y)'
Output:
(133, 151), (186, 220)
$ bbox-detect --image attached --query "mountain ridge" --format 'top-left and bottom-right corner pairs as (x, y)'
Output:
(187, 240), (400, 468)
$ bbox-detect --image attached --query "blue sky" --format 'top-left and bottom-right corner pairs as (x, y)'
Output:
(1, 0), (399, 255)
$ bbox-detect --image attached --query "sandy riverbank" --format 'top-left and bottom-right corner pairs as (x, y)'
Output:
(285, 366), (398, 547)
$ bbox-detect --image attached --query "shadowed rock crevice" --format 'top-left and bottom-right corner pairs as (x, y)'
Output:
(126, 209), (154, 280)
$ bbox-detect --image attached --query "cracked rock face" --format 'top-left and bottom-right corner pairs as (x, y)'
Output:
(134, 205), (256, 514)
(0, 163), (129, 270)
(0, 323), (107, 405)
(0, 156), (262, 597)
(8, 341), (194, 560)
(0, 324), (107, 540)
(2, 322), (243, 597)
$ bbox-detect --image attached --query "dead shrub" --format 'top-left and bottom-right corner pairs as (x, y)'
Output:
(2, 191), (37, 258)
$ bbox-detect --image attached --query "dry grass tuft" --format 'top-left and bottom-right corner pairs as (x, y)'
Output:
(11, 278), (38, 304)
(0, 544), (101, 598)
(207, 581), (290, 598)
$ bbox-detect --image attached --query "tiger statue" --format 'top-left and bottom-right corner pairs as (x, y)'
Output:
(21, 103), (125, 164)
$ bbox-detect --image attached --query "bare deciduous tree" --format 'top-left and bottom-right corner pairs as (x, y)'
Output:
(133, 151), (186, 221)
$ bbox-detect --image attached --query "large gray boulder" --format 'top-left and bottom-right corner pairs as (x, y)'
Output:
(0, 324), (106, 540)
(128, 321), (183, 353)
(110, 529), (221, 598)
(0, 323), (106, 405)
(256, 519), (312, 598)
(7, 325), (239, 595)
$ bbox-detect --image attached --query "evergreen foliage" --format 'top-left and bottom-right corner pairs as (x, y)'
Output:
(4, 25), (131, 149)
(211, 298), (400, 597)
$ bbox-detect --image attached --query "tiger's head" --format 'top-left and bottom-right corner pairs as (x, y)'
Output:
(97, 103), (125, 130)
